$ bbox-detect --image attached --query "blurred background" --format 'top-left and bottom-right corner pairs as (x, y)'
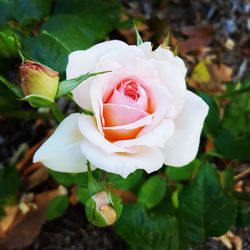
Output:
(0, 0), (250, 249)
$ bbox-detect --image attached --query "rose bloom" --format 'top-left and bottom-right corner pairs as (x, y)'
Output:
(34, 40), (209, 178)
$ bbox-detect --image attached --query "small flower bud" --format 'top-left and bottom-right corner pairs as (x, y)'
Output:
(85, 191), (123, 227)
(19, 60), (59, 100)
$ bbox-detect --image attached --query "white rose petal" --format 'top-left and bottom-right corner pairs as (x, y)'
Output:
(162, 91), (209, 166)
(33, 113), (90, 172)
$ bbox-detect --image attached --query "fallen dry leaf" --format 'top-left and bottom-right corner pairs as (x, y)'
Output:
(214, 231), (242, 250)
(111, 188), (137, 203)
(0, 187), (65, 249)
(0, 206), (19, 234)
(188, 59), (233, 93)
(26, 165), (49, 190)
(171, 25), (214, 57)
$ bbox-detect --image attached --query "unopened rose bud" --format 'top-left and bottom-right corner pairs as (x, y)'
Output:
(19, 60), (59, 100)
(85, 191), (122, 227)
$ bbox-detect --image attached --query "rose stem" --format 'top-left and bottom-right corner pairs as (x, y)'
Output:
(50, 102), (64, 122)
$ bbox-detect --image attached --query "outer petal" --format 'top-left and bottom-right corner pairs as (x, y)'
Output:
(162, 91), (209, 166)
(67, 40), (127, 110)
(80, 139), (165, 178)
(154, 47), (187, 77)
(33, 113), (88, 172)
(150, 58), (186, 115)
(139, 42), (153, 58)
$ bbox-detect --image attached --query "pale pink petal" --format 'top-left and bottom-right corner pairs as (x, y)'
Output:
(138, 79), (176, 136)
(150, 58), (186, 115)
(80, 139), (165, 178)
(162, 91), (209, 166)
(90, 57), (161, 133)
(139, 42), (153, 57)
(66, 40), (127, 110)
(103, 103), (148, 127)
(154, 47), (187, 77)
(103, 114), (154, 141)
(114, 118), (175, 148)
(99, 45), (146, 68)
(78, 114), (131, 154)
(106, 89), (141, 110)
(33, 114), (92, 172)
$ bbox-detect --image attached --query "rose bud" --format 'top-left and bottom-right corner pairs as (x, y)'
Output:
(85, 191), (123, 227)
(19, 60), (59, 100)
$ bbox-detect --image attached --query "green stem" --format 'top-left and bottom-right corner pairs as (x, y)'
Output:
(50, 102), (64, 122)
(86, 161), (103, 196)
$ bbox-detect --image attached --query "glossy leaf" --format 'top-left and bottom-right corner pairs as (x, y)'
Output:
(179, 162), (236, 242)
(116, 204), (179, 250)
(0, 166), (20, 199)
(46, 195), (69, 220)
(138, 175), (167, 209)
(14, 0), (52, 23)
(49, 170), (88, 187)
(215, 129), (250, 161)
(24, 31), (70, 73)
(107, 169), (143, 190)
(166, 159), (200, 181)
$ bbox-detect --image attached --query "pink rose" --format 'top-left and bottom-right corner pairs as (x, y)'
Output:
(34, 40), (208, 178)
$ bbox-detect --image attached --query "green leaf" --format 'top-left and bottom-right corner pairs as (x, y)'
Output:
(166, 159), (200, 181)
(178, 162), (236, 242)
(46, 195), (69, 220)
(41, 15), (94, 51)
(233, 191), (250, 202)
(107, 169), (143, 190)
(0, 27), (21, 58)
(220, 167), (234, 192)
(116, 204), (179, 250)
(54, 0), (121, 39)
(14, 0), (51, 23)
(22, 94), (54, 108)
(138, 175), (167, 209)
(199, 93), (220, 136)
(76, 186), (89, 205)
(56, 71), (110, 98)
(24, 31), (70, 73)
(49, 170), (88, 187)
(235, 204), (250, 227)
(0, 166), (20, 199)
(0, 0), (15, 25)
(215, 129), (250, 161)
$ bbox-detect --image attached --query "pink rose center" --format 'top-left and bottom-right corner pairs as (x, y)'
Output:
(117, 79), (141, 101)
(102, 78), (150, 141)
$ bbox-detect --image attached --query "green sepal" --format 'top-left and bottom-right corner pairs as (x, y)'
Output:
(134, 20), (143, 46)
(86, 161), (103, 196)
(85, 197), (108, 227)
(22, 94), (54, 108)
(173, 44), (179, 56)
(164, 32), (171, 47)
(56, 71), (110, 98)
